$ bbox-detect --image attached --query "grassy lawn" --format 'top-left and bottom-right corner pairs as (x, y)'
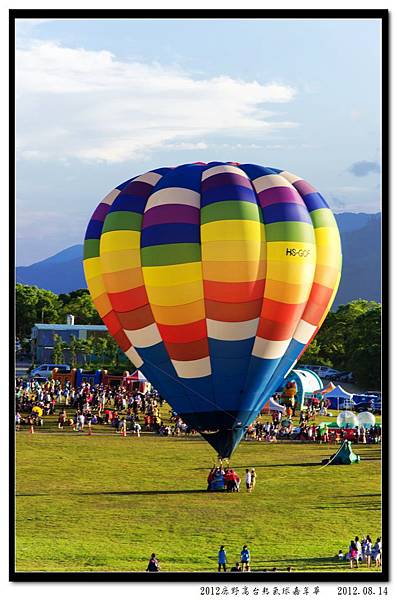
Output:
(15, 428), (382, 573)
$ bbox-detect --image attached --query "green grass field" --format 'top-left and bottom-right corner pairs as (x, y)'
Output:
(15, 426), (382, 573)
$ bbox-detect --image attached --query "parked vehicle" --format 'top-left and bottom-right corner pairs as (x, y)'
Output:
(30, 364), (71, 379)
(316, 366), (341, 379)
(336, 371), (354, 383)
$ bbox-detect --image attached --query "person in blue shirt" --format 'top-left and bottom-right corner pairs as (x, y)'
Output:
(218, 545), (227, 572)
(240, 545), (250, 571)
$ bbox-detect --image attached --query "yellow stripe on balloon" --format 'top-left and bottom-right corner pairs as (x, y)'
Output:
(316, 245), (343, 269)
(142, 262), (203, 287)
(266, 241), (316, 263)
(202, 260), (266, 283)
(101, 248), (142, 273)
(265, 279), (311, 304)
(201, 240), (266, 262)
(145, 280), (204, 306)
(83, 257), (102, 281)
(201, 220), (265, 242)
(100, 230), (141, 253)
(266, 260), (316, 285)
(312, 264), (341, 288)
(150, 300), (206, 325)
(315, 227), (341, 247)
(85, 273), (107, 299)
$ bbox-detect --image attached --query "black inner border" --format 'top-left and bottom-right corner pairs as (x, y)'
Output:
(9, 8), (389, 584)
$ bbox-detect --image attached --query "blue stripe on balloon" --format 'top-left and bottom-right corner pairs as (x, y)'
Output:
(208, 338), (255, 359)
(141, 223), (200, 247)
(303, 192), (330, 212)
(239, 356), (281, 413)
(201, 184), (257, 207)
(85, 220), (103, 240)
(239, 164), (283, 179)
(262, 202), (312, 225)
(109, 194), (148, 214)
(153, 163), (206, 192)
(116, 178), (135, 191)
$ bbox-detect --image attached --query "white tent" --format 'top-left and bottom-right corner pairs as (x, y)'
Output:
(261, 397), (286, 414)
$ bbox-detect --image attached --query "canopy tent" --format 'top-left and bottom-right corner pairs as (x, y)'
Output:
(323, 385), (354, 410)
(130, 370), (147, 381)
(261, 397), (286, 414)
(316, 381), (336, 395)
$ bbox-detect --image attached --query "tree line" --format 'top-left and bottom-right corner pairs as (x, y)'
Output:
(16, 284), (381, 388)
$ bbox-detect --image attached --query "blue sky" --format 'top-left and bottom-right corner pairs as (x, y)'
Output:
(15, 17), (381, 265)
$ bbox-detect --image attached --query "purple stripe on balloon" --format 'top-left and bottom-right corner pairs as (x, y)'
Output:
(258, 186), (305, 209)
(142, 204), (200, 228)
(122, 180), (155, 197)
(201, 172), (252, 192)
(91, 202), (111, 222)
(293, 179), (317, 196)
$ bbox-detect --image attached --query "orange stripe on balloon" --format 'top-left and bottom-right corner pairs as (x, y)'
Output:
(203, 279), (265, 303)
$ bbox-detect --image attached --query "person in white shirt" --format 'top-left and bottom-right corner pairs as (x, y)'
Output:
(245, 468), (252, 492)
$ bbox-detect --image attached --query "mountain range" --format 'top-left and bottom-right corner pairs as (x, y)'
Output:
(16, 212), (381, 307)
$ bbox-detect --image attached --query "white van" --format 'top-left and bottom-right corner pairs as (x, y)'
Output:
(30, 364), (70, 379)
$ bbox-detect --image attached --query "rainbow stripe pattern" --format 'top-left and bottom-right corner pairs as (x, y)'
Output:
(84, 162), (342, 457)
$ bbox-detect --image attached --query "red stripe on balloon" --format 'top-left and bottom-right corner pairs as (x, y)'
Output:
(257, 318), (297, 341)
(109, 286), (148, 312)
(165, 338), (209, 361)
(261, 298), (306, 323)
(102, 311), (121, 336)
(157, 320), (207, 343)
(205, 298), (263, 322)
(112, 329), (132, 352)
(117, 305), (154, 331)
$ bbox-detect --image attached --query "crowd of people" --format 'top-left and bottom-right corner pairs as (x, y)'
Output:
(338, 535), (382, 569)
(15, 376), (381, 446)
(245, 409), (382, 445)
(207, 467), (257, 493)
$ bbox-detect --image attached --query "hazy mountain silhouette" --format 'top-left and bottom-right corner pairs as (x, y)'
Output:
(16, 213), (381, 305)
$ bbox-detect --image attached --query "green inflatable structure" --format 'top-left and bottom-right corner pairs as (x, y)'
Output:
(322, 440), (360, 465)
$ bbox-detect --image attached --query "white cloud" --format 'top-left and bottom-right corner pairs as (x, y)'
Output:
(16, 40), (298, 163)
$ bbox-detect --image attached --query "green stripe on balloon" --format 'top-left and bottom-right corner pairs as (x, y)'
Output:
(310, 208), (338, 229)
(200, 200), (263, 225)
(84, 239), (100, 259)
(141, 243), (202, 266)
(265, 221), (315, 243)
(102, 211), (143, 233)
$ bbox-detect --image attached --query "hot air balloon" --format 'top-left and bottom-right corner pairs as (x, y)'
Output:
(84, 162), (342, 458)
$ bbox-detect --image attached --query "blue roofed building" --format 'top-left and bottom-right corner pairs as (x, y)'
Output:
(31, 317), (108, 364)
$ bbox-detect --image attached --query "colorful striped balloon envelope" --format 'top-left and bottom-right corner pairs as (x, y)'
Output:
(84, 162), (342, 458)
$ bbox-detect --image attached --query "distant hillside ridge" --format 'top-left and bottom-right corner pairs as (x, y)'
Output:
(16, 212), (381, 305)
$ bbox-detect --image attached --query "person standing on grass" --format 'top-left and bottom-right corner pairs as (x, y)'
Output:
(146, 553), (160, 572)
(364, 535), (372, 567)
(245, 469), (252, 492)
(349, 541), (359, 569)
(250, 468), (257, 491)
(240, 545), (250, 571)
(218, 545), (227, 572)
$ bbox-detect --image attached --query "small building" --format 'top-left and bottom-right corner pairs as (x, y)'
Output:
(31, 322), (108, 364)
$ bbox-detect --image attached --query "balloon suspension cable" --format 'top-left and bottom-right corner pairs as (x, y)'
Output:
(317, 439), (347, 470)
